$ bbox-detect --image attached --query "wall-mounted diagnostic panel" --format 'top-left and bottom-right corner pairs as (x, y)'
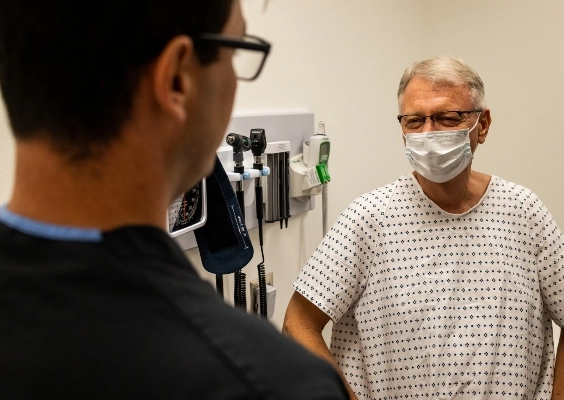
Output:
(170, 112), (316, 251)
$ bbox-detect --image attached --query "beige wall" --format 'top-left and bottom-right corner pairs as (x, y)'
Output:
(0, 1), (562, 340)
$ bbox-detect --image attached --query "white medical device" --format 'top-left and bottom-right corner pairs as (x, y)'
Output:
(289, 121), (331, 235)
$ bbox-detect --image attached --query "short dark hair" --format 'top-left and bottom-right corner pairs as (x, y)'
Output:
(0, 0), (233, 159)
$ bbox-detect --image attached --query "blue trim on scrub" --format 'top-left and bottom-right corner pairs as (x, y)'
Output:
(0, 206), (102, 242)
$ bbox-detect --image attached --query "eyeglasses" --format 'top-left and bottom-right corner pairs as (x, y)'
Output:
(192, 33), (271, 81)
(397, 109), (482, 131)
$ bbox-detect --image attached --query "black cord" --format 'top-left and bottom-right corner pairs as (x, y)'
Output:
(215, 274), (224, 298)
(257, 258), (267, 318)
(234, 270), (241, 307)
(240, 272), (247, 311)
(256, 183), (268, 318)
(234, 181), (246, 310)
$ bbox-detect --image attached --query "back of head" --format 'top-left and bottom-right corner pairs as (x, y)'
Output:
(397, 56), (486, 109)
(0, 0), (232, 159)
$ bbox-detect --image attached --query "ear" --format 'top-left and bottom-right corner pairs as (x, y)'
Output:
(477, 108), (492, 144)
(151, 36), (197, 122)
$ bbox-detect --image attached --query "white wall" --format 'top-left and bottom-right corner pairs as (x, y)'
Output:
(0, 1), (562, 341)
(420, 0), (564, 227)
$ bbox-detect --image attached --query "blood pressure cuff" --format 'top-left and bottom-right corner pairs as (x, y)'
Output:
(194, 156), (253, 274)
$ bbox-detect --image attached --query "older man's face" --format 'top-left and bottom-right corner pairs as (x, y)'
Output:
(400, 76), (487, 154)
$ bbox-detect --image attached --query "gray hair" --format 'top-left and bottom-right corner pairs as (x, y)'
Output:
(397, 56), (486, 109)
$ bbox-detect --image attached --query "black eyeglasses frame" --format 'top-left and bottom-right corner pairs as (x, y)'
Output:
(191, 33), (271, 81)
(397, 108), (482, 125)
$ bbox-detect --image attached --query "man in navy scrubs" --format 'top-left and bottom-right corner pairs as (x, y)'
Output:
(0, 1), (348, 398)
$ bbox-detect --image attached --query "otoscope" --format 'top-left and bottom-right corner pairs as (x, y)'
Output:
(226, 133), (251, 310)
(226, 133), (251, 212)
(250, 129), (268, 318)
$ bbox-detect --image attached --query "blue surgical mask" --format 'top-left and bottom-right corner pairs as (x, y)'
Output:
(404, 115), (480, 183)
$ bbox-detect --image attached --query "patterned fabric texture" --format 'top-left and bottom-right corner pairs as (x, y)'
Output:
(294, 174), (564, 399)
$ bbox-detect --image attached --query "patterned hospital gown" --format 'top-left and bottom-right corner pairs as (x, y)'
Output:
(294, 174), (564, 399)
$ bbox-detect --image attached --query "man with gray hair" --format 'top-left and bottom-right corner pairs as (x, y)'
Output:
(284, 56), (564, 399)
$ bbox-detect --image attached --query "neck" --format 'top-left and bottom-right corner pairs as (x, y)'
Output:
(413, 167), (491, 214)
(8, 138), (171, 231)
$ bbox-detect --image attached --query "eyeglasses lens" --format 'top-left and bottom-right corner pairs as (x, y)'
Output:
(402, 111), (466, 130)
(233, 48), (265, 80)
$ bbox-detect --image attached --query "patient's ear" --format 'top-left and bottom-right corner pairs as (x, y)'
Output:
(478, 108), (491, 144)
(151, 35), (197, 122)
